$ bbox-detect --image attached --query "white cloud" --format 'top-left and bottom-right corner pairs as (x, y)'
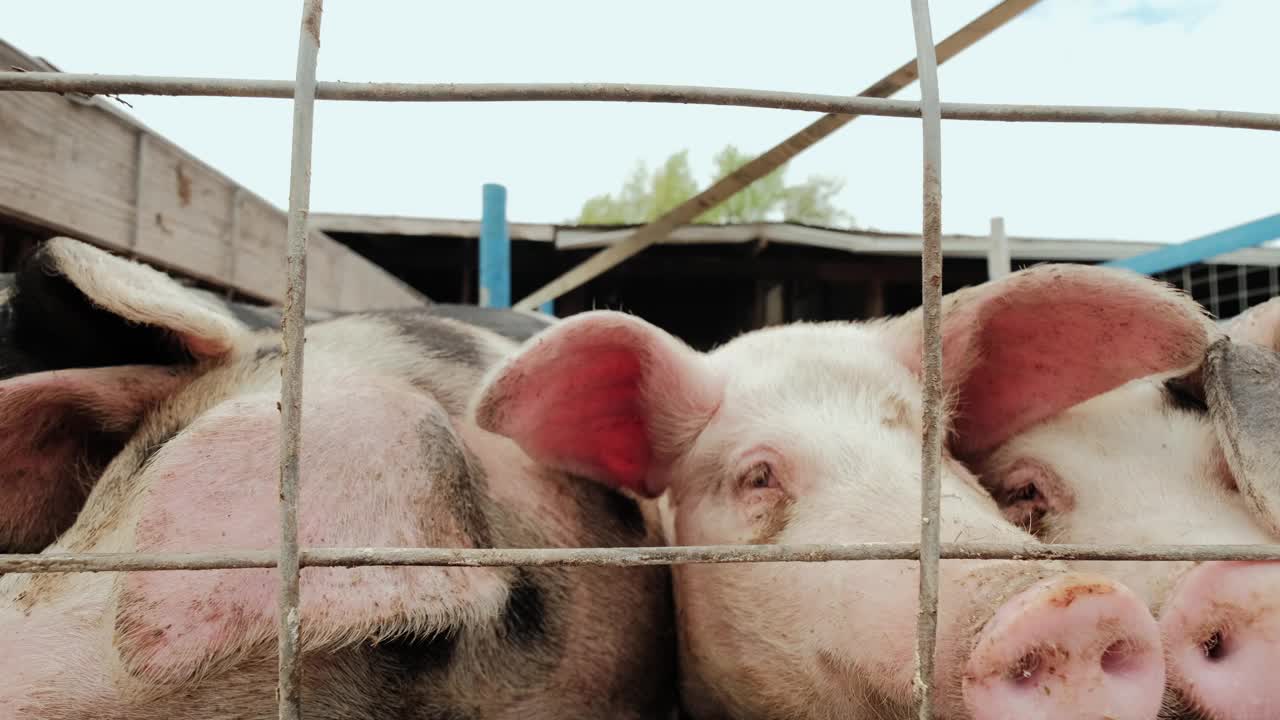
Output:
(3, 0), (1276, 245)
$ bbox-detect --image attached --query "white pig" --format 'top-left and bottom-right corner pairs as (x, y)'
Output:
(473, 264), (1216, 720)
(978, 294), (1280, 720)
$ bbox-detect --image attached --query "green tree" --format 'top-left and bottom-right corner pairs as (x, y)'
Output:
(577, 145), (853, 227)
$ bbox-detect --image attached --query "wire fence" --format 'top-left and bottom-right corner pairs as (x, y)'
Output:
(3, 1), (1280, 718)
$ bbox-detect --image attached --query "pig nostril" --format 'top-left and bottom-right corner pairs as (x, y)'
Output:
(1201, 630), (1228, 662)
(1100, 639), (1140, 675)
(1008, 651), (1042, 686)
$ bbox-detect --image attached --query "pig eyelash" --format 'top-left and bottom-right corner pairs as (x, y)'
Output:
(1008, 484), (1040, 503)
(740, 462), (780, 492)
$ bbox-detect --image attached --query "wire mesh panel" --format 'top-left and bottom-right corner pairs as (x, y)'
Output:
(2, 1), (1280, 717)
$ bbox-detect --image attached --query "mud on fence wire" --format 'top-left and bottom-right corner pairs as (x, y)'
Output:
(4, 542), (1280, 575)
(3, 73), (1280, 131)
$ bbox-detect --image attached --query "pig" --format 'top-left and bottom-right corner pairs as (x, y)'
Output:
(976, 295), (1280, 719)
(0, 237), (673, 719)
(0, 263), (553, 556)
(471, 263), (1218, 719)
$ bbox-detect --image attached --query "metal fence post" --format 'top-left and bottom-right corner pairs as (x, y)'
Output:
(480, 183), (511, 308)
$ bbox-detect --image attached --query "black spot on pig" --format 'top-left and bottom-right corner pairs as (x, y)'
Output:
(379, 628), (458, 680)
(422, 303), (554, 343)
(379, 311), (485, 368)
(501, 569), (548, 647)
(566, 476), (649, 543)
(416, 415), (495, 549)
(1162, 374), (1208, 416)
(590, 480), (646, 538)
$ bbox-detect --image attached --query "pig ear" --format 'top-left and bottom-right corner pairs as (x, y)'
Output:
(1223, 296), (1280, 352)
(0, 238), (250, 552)
(1204, 338), (1280, 536)
(473, 310), (723, 498)
(113, 389), (510, 684)
(880, 264), (1215, 461)
(13, 237), (247, 364)
(0, 366), (188, 552)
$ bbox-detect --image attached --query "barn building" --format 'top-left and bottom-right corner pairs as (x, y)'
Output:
(3, 35), (1278, 352)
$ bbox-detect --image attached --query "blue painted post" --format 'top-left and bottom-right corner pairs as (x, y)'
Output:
(479, 183), (510, 308)
(539, 299), (555, 317)
(1102, 213), (1280, 276)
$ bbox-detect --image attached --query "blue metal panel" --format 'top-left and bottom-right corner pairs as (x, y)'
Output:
(479, 183), (510, 308)
(1102, 213), (1280, 275)
(538, 300), (555, 317)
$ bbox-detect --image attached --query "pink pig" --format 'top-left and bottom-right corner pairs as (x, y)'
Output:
(475, 263), (1216, 719)
(978, 294), (1280, 720)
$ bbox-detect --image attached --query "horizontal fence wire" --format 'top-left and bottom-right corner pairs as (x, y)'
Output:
(2, 73), (1279, 131)
(4, 543), (1280, 574)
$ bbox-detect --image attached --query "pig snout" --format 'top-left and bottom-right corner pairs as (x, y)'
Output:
(962, 574), (1165, 720)
(1160, 561), (1280, 720)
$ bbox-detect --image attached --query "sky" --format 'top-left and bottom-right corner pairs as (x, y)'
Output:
(4, 0), (1277, 244)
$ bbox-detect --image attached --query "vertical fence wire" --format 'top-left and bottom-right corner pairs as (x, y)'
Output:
(908, 0), (945, 717)
(277, 1), (324, 717)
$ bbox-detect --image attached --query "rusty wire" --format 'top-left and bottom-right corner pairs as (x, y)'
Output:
(1, 72), (1278, 131)
(909, 1), (945, 715)
(275, 1), (323, 717)
(4, 542), (1280, 575)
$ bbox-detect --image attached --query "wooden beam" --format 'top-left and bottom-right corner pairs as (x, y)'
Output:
(562, 221), (1280, 267)
(511, 0), (1042, 311)
(0, 39), (425, 312)
(310, 212), (556, 242)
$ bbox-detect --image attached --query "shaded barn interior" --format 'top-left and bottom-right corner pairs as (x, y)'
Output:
(316, 217), (1280, 352)
(325, 227), (998, 351)
(9, 207), (1280, 355)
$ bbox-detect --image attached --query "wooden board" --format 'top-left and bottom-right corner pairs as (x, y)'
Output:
(310, 212), (555, 243)
(0, 39), (425, 311)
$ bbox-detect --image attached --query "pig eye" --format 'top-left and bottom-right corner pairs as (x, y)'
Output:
(741, 462), (780, 491)
(1010, 484), (1040, 503)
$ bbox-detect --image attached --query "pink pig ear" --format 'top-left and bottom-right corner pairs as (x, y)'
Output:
(1223, 295), (1280, 351)
(474, 310), (724, 498)
(880, 264), (1215, 461)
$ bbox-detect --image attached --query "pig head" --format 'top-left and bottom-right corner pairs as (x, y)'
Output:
(0, 254), (554, 556)
(0, 237), (673, 719)
(474, 263), (1215, 720)
(979, 293), (1280, 720)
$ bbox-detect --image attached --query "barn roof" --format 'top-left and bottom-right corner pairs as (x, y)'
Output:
(309, 213), (1280, 268)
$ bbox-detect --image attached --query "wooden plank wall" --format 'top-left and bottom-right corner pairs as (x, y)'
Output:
(0, 39), (426, 311)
